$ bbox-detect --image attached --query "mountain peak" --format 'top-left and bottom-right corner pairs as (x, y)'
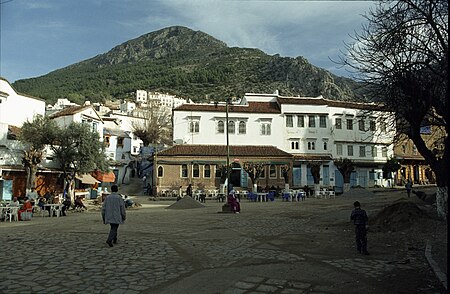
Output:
(93, 26), (227, 65)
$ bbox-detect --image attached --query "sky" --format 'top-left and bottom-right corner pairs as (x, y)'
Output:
(0, 0), (376, 83)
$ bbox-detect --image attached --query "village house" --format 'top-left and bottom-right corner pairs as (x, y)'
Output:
(172, 92), (396, 193)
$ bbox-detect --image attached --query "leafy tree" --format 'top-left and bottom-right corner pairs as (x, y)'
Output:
(242, 162), (267, 192)
(342, 0), (448, 218)
(308, 162), (321, 185)
(281, 164), (290, 184)
(333, 158), (355, 192)
(131, 101), (172, 147)
(382, 157), (401, 180)
(50, 122), (108, 201)
(18, 115), (58, 190)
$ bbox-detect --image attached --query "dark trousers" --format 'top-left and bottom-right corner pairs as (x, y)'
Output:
(107, 223), (119, 243)
(355, 225), (368, 253)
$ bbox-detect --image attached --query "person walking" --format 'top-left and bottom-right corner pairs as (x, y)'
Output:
(405, 179), (413, 198)
(186, 184), (193, 198)
(350, 201), (369, 255)
(102, 185), (126, 247)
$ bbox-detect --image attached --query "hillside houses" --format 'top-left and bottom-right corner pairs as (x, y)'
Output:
(0, 75), (436, 200)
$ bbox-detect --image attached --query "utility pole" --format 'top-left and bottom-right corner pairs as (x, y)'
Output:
(226, 98), (230, 196)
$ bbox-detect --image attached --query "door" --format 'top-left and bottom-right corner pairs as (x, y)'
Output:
(335, 170), (343, 193)
(307, 168), (314, 185)
(358, 170), (368, 187)
(322, 165), (330, 186)
(293, 167), (302, 187)
(350, 171), (357, 187)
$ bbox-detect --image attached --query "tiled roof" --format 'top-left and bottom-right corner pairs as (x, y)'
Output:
(174, 102), (281, 114)
(293, 154), (333, 161)
(158, 145), (292, 157)
(277, 97), (384, 111)
(49, 105), (93, 119)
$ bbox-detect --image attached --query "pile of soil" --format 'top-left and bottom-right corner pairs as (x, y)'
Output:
(166, 196), (205, 210)
(371, 200), (427, 232)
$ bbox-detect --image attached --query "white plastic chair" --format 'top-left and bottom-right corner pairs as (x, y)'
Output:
(6, 207), (19, 222)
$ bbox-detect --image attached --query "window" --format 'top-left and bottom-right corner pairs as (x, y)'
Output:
(238, 121), (246, 134)
(92, 122), (98, 132)
(335, 118), (342, 129)
(215, 165), (221, 178)
(346, 119), (353, 130)
(291, 141), (299, 150)
(359, 146), (366, 157)
(260, 168), (266, 179)
(380, 121), (387, 132)
(412, 145), (418, 155)
(228, 121), (235, 134)
(261, 122), (271, 135)
(286, 115), (293, 127)
(382, 147), (388, 157)
(402, 145), (407, 153)
(319, 115), (327, 128)
(323, 141), (328, 150)
(204, 164), (211, 178)
(372, 146), (377, 157)
(336, 144), (343, 156)
(298, 115), (304, 127)
(307, 141), (316, 150)
(217, 120), (224, 133)
(269, 164), (276, 178)
(117, 137), (124, 147)
(370, 120), (376, 131)
(347, 145), (354, 156)
(358, 119), (365, 131)
(308, 115), (316, 128)
(189, 121), (199, 133)
(157, 166), (163, 177)
(193, 163), (200, 178)
(104, 136), (110, 147)
(181, 164), (188, 178)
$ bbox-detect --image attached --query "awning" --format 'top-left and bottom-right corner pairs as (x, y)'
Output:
(92, 170), (116, 183)
(76, 174), (100, 185)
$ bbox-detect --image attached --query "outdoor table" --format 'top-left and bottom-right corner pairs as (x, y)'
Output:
(43, 204), (63, 217)
(257, 193), (268, 202)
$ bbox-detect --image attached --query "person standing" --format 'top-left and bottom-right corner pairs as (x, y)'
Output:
(350, 201), (369, 255)
(186, 184), (193, 198)
(102, 185), (126, 247)
(405, 179), (413, 198)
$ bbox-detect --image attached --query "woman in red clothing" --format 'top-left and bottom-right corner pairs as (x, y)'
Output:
(18, 197), (33, 220)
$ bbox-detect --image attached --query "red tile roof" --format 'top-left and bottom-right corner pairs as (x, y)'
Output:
(158, 145), (292, 157)
(174, 102), (281, 114)
(49, 105), (93, 119)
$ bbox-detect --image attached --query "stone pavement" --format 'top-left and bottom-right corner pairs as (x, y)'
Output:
(0, 192), (445, 294)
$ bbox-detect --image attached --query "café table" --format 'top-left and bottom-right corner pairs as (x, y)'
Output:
(256, 193), (268, 202)
(43, 203), (63, 217)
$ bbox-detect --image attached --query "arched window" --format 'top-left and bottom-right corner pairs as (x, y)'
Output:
(228, 121), (235, 134)
(181, 164), (188, 178)
(193, 163), (200, 178)
(157, 166), (163, 177)
(204, 164), (211, 178)
(217, 120), (224, 133)
(269, 164), (276, 178)
(238, 121), (246, 134)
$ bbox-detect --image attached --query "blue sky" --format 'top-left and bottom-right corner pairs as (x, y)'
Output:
(0, 0), (376, 83)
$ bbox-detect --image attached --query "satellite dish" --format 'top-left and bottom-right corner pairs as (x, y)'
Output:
(173, 139), (184, 145)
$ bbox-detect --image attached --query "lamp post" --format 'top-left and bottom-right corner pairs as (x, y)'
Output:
(226, 98), (230, 196)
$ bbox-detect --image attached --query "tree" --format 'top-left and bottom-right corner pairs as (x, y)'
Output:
(18, 115), (58, 190)
(308, 162), (322, 195)
(50, 122), (109, 201)
(281, 164), (290, 184)
(382, 157), (401, 180)
(342, 0), (448, 219)
(131, 101), (172, 147)
(333, 158), (355, 193)
(242, 162), (267, 192)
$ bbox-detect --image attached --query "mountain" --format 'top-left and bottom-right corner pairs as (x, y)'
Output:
(12, 26), (362, 104)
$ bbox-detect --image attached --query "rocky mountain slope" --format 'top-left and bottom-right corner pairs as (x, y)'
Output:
(13, 26), (362, 104)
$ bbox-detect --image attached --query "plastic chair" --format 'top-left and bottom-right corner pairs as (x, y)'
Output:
(5, 207), (19, 222)
(267, 191), (275, 201)
(247, 192), (257, 202)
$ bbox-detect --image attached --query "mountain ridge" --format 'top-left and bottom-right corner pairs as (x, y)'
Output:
(12, 26), (362, 105)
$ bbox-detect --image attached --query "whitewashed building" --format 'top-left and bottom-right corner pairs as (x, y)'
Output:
(173, 92), (395, 191)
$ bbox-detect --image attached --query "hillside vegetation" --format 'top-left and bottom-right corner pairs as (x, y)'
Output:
(13, 26), (362, 104)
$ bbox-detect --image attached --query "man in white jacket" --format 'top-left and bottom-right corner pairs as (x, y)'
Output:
(102, 185), (126, 247)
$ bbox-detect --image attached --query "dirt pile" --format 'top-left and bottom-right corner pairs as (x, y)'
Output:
(371, 200), (427, 232)
(166, 196), (205, 210)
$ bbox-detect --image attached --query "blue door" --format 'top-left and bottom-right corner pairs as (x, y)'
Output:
(350, 171), (357, 187)
(323, 165), (330, 186)
(293, 167), (302, 186)
(307, 168), (314, 185)
(335, 170), (343, 193)
(240, 169), (248, 190)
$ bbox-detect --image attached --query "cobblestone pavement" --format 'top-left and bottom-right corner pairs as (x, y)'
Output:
(0, 192), (445, 294)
